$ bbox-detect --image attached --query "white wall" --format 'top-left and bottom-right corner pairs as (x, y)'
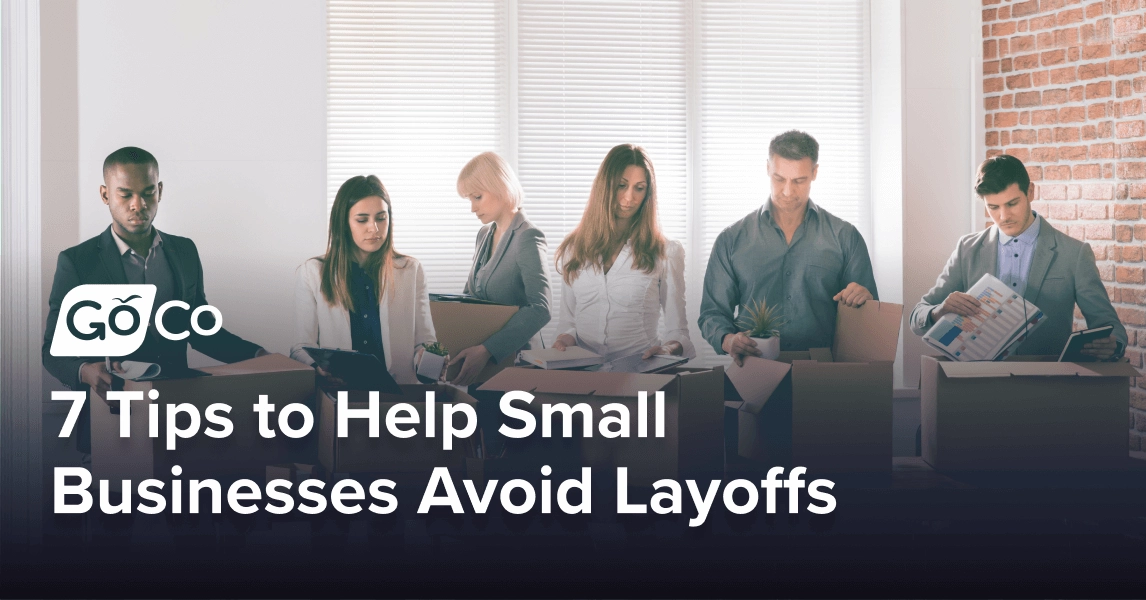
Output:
(870, 0), (905, 387)
(902, 0), (982, 387)
(73, 0), (327, 359)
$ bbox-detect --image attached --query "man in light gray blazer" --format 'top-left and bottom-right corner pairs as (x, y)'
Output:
(911, 154), (1126, 359)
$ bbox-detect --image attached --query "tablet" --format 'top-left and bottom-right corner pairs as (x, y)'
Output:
(1057, 325), (1115, 363)
(302, 346), (403, 394)
(588, 353), (689, 374)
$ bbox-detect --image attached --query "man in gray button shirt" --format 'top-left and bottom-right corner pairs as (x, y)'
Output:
(699, 130), (878, 365)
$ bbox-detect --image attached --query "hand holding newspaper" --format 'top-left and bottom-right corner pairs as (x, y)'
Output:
(923, 273), (1044, 361)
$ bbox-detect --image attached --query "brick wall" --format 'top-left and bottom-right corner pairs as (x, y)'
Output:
(982, 0), (1146, 452)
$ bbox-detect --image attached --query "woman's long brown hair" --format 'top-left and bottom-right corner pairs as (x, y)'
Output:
(320, 175), (404, 311)
(555, 144), (666, 285)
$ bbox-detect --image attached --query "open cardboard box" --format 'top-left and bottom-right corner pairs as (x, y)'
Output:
(725, 301), (902, 473)
(430, 300), (519, 383)
(317, 384), (477, 473)
(921, 354), (1140, 471)
(91, 353), (316, 482)
(478, 366), (724, 487)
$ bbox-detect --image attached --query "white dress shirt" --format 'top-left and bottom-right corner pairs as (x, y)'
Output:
(291, 255), (436, 384)
(558, 239), (695, 361)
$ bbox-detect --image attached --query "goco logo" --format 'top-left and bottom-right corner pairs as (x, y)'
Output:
(50, 284), (222, 356)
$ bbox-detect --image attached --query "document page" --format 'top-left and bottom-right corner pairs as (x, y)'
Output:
(923, 273), (1044, 362)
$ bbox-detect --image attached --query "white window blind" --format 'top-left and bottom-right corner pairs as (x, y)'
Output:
(328, 0), (503, 295)
(517, 0), (689, 346)
(694, 0), (870, 367)
(329, 0), (869, 365)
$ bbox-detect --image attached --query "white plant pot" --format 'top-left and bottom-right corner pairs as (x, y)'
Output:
(417, 351), (447, 382)
(750, 336), (781, 360)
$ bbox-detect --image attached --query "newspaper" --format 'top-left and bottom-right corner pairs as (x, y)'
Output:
(923, 273), (1044, 362)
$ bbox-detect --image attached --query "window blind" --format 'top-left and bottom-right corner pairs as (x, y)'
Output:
(516, 0), (689, 345)
(694, 0), (870, 366)
(328, 0), (503, 295)
(329, 0), (870, 366)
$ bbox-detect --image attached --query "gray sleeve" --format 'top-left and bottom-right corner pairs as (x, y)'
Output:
(697, 230), (740, 354)
(910, 243), (965, 337)
(843, 228), (879, 300)
(42, 252), (92, 390)
(482, 228), (552, 363)
(1074, 242), (1128, 352)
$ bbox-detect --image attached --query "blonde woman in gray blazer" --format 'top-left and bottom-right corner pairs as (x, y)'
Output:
(450, 152), (552, 386)
(911, 155), (1126, 359)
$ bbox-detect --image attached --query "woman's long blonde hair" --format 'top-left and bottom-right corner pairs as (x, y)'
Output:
(320, 175), (404, 311)
(555, 144), (665, 285)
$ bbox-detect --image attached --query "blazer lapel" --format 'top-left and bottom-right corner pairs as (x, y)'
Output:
(379, 285), (393, 372)
(1023, 220), (1057, 305)
(156, 229), (188, 298)
(469, 226), (494, 291)
(980, 226), (1000, 281)
(98, 227), (129, 284)
(484, 212), (524, 278)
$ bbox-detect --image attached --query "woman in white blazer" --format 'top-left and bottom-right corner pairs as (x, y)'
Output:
(553, 144), (695, 362)
(292, 175), (438, 385)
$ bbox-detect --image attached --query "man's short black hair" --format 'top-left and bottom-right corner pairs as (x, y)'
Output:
(103, 146), (159, 179)
(975, 154), (1030, 196)
(768, 130), (819, 165)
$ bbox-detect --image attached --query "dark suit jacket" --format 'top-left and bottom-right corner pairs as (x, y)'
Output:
(42, 226), (262, 390)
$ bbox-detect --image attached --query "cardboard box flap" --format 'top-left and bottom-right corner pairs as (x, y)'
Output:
(201, 353), (312, 376)
(726, 357), (791, 414)
(937, 361), (1110, 378)
(832, 300), (903, 363)
(807, 348), (834, 363)
(1083, 362), (1143, 377)
(478, 367), (674, 397)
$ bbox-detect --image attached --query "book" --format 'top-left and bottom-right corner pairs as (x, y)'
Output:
(519, 346), (603, 370)
(922, 273), (1045, 362)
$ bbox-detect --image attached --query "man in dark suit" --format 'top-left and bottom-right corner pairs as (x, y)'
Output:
(42, 146), (267, 455)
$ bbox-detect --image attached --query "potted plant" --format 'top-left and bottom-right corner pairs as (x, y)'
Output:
(739, 299), (787, 360)
(417, 341), (449, 383)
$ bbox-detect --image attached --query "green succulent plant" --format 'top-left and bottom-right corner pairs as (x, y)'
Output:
(739, 299), (788, 339)
(422, 341), (449, 357)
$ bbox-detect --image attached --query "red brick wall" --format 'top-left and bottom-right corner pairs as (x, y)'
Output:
(982, 0), (1146, 452)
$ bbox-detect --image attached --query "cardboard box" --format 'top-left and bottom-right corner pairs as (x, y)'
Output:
(478, 366), (725, 486)
(921, 355), (1139, 471)
(91, 353), (316, 482)
(726, 301), (902, 472)
(430, 300), (519, 383)
(317, 384), (477, 473)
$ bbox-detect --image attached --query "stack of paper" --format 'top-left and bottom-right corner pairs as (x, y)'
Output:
(923, 273), (1044, 362)
(519, 346), (603, 370)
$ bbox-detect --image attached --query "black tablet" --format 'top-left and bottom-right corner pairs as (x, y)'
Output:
(302, 346), (403, 394)
(1057, 325), (1115, 363)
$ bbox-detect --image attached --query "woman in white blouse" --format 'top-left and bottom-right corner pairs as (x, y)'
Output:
(553, 144), (695, 362)
(292, 175), (439, 385)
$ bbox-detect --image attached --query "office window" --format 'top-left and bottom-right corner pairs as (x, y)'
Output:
(328, 0), (503, 294)
(329, 0), (869, 365)
(695, 0), (870, 365)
